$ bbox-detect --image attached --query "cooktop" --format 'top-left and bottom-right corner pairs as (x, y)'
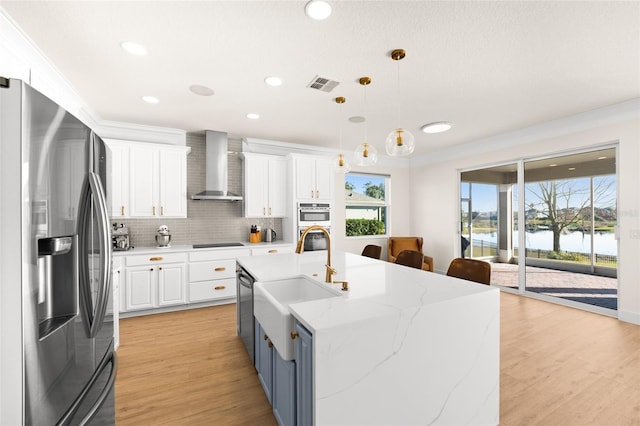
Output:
(192, 242), (245, 249)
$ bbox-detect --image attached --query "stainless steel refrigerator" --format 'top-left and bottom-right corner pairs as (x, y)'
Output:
(0, 77), (117, 425)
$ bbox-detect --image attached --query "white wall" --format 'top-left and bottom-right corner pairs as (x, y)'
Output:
(333, 161), (413, 260)
(412, 116), (640, 324)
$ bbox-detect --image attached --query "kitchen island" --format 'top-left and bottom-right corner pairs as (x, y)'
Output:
(236, 251), (499, 425)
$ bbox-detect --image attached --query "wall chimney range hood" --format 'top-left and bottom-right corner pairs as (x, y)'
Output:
(192, 130), (243, 201)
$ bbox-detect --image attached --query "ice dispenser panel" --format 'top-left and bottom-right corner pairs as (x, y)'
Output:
(37, 235), (78, 339)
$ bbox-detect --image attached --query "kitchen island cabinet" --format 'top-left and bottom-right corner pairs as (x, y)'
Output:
(236, 251), (500, 425)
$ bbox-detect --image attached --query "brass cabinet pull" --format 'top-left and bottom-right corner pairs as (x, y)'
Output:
(269, 207), (272, 216)
(290, 331), (299, 340)
(161, 206), (164, 216)
(214, 267), (226, 271)
(268, 249), (278, 254)
(316, 190), (319, 198)
(267, 341), (273, 348)
(149, 257), (163, 261)
(310, 190), (314, 198)
(121, 205), (125, 216)
(263, 207), (266, 215)
(214, 285), (225, 290)
(263, 334), (268, 340)
(152, 206), (156, 216)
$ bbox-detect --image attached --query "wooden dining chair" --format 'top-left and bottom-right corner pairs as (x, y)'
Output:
(394, 250), (424, 270)
(361, 244), (382, 259)
(446, 258), (491, 285)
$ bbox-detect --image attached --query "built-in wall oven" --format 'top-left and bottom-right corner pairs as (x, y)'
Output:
(298, 202), (331, 251)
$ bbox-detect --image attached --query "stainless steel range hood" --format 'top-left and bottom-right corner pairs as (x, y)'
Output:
(191, 130), (243, 201)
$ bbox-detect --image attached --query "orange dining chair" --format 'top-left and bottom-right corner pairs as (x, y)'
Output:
(387, 237), (434, 272)
(446, 258), (491, 285)
(361, 244), (382, 260)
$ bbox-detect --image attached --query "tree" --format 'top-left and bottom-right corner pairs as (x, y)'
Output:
(363, 181), (384, 200)
(526, 177), (615, 252)
(345, 181), (355, 191)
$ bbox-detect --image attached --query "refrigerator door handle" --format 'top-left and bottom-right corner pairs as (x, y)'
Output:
(56, 349), (118, 426)
(77, 171), (112, 339)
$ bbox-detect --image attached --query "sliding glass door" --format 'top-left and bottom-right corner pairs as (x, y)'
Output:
(460, 147), (618, 313)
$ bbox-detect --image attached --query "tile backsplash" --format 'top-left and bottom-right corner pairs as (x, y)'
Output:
(112, 133), (283, 248)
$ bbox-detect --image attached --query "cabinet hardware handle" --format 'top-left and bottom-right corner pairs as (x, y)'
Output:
(268, 249), (278, 254)
(121, 206), (125, 216)
(150, 257), (163, 261)
(214, 285), (225, 290)
(269, 207), (272, 215)
(311, 190), (314, 198)
(149, 268), (154, 271)
(153, 206), (156, 216)
(263, 207), (266, 215)
(161, 206), (164, 216)
(159, 267), (163, 271)
(117, 271), (120, 274)
(316, 190), (319, 198)
(264, 334), (268, 340)
(290, 331), (299, 340)
(214, 267), (226, 271)
(267, 341), (273, 348)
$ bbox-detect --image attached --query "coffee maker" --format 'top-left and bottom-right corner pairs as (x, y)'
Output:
(112, 223), (130, 251)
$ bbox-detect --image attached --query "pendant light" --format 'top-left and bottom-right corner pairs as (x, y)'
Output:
(354, 77), (378, 166)
(333, 96), (352, 174)
(385, 49), (415, 156)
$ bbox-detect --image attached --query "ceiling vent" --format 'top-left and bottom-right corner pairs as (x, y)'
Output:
(307, 75), (340, 92)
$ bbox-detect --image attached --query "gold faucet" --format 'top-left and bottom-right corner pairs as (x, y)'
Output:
(296, 225), (336, 283)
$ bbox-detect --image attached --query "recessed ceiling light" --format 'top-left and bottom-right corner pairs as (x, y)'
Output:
(246, 113), (260, 120)
(598, 156), (607, 160)
(568, 167), (576, 171)
(189, 85), (214, 96)
(348, 116), (366, 123)
(120, 41), (147, 56)
(421, 121), (452, 134)
(305, 0), (332, 20)
(141, 96), (159, 104)
(264, 76), (283, 87)
(549, 164), (557, 167)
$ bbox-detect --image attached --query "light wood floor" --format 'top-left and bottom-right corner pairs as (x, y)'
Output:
(116, 295), (640, 425)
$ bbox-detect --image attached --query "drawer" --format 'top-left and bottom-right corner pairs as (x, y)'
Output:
(251, 245), (295, 256)
(189, 259), (236, 282)
(189, 248), (251, 262)
(189, 278), (236, 302)
(125, 252), (187, 266)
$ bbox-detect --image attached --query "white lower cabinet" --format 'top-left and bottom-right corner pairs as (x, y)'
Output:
(255, 318), (297, 426)
(188, 248), (251, 303)
(121, 252), (187, 312)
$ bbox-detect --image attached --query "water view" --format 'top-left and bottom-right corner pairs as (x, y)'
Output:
(473, 231), (617, 255)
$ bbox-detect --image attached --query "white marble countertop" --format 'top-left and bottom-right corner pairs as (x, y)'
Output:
(113, 241), (293, 256)
(237, 251), (500, 425)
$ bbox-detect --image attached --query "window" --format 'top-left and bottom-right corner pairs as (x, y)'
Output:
(345, 173), (389, 237)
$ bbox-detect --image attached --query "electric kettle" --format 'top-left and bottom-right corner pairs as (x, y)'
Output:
(264, 228), (276, 242)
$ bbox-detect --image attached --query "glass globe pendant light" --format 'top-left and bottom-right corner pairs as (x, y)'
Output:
(354, 77), (378, 166)
(333, 96), (351, 174)
(385, 49), (415, 156)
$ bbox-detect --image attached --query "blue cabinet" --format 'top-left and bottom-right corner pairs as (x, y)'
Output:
(294, 322), (313, 426)
(272, 347), (296, 426)
(255, 319), (273, 404)
(255, 318), (298, 425)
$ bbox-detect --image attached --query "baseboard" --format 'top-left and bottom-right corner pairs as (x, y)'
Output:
(618, 309), (640, 325)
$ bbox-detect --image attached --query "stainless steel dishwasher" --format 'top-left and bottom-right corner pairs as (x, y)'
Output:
(236, 263), (257, 364)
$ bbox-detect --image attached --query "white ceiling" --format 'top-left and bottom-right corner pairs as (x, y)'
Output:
(3, 1), (639, 157)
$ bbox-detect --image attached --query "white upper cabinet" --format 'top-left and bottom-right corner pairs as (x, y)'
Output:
(294, 156), (334, 202)
(105, 140), (189, 218)
(243, 153), (288, 218)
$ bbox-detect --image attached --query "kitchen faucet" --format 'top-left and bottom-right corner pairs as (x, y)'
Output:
(296, 225), (336, 283)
